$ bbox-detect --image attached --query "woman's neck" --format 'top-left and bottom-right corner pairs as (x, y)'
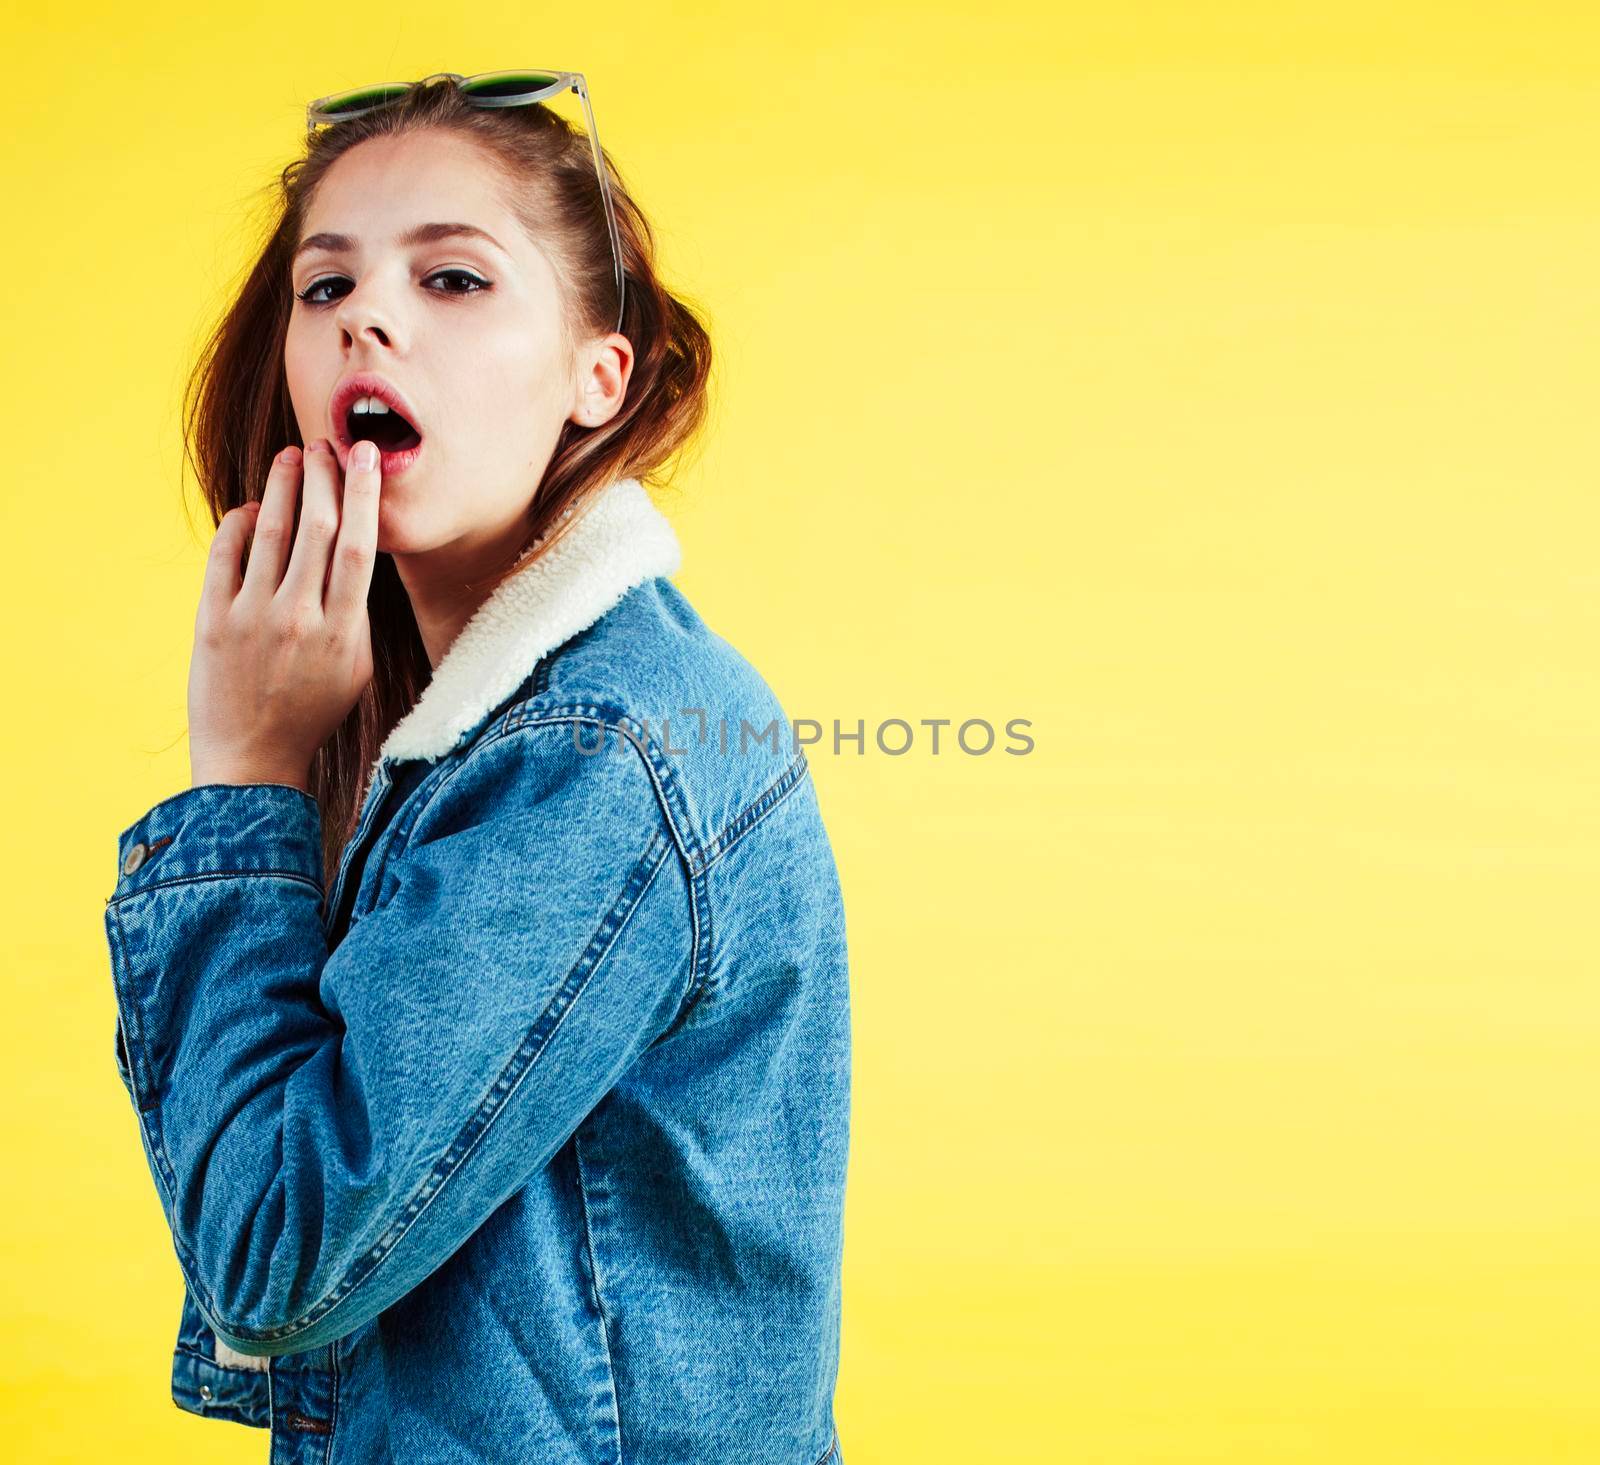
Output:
(390, 515), (532, 671)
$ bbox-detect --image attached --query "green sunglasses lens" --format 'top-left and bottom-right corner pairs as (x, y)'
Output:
(317, 83), (412, 117)
(458, 71), (562, 99)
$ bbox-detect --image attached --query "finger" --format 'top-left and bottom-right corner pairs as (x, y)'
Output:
(278, 438), (344, 610)
(238, 446), (305, 602)
(197, 504), (263, 624)
(325, 438), (382, 622)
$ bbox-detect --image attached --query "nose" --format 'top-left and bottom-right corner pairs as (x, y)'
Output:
(333, 278), (402, 353)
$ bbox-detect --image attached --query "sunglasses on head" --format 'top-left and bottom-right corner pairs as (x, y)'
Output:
(306, 70), (626, 334)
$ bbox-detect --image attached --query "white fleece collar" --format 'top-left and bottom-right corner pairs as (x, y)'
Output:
(377, 476), (681, 768)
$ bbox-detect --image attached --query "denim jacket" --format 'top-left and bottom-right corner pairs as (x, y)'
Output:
(104, 478), (850, 1464)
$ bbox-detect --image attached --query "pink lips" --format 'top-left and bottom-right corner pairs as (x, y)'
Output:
(328, 371), (427, 477)
(333, 436), (424, 478)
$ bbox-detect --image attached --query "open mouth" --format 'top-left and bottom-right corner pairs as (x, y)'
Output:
(345, 398), (423, 454)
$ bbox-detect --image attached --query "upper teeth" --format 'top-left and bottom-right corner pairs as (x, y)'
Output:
(351, 396), (392, 414)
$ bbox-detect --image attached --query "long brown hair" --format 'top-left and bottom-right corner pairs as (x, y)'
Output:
(180, 79), (714, 888)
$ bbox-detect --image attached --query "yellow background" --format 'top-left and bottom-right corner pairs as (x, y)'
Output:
(4, 3), (1597, 1460)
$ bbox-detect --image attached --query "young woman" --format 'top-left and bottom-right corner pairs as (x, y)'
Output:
(103, 72), (849, 1464)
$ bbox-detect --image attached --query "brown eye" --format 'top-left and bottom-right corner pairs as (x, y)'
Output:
(427, 269), (490, 295)
(296, 276), (349, 306)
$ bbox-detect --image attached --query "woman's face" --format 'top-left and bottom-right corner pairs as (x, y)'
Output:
(283, 128), (627, 562)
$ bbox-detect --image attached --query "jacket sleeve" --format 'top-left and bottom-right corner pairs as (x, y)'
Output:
(103, 720), (691, 1358)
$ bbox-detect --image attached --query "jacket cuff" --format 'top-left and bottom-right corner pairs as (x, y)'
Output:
(109, 783), (324, 899)
(172, 1341), (271, 1428)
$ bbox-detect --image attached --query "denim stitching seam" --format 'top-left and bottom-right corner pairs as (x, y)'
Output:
(109, 869), (324, 906)
(572, 1133), (625, 1464)
(499, 712), (703, 1015)
(194, 827), (673, 1345)
(699, 750), (811, 872)
(352, 756), (464, 921)
(322, 766), (395, 932)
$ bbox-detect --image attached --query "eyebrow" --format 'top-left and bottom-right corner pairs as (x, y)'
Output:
(292, 221), (508, 262)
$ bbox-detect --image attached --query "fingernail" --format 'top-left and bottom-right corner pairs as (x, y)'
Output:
(279, 446), (302, 467)
(352, 440), (378, 470)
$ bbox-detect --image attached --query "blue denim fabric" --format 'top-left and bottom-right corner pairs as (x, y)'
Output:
(105, 576), (850, 1463)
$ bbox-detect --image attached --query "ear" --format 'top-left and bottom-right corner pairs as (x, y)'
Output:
(570, 332), (634, 427)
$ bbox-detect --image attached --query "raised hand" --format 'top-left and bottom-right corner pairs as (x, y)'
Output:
(186, 437), (382, 792)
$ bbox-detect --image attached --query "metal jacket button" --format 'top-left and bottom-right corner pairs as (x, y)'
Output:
(199, 1384), (213, 1401)
(122, 842), (147, 875)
